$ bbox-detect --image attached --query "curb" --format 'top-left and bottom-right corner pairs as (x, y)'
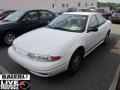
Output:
(109, 65), (120, 90)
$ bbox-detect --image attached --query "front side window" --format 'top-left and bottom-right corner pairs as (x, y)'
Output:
(48, 14), (88, 32)
(88, 15), (98, 28)
(22, 11), (39, 21)
(96, 14), (106, 25)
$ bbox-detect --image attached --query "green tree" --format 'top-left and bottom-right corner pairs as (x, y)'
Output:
(97, 2), (120, 10)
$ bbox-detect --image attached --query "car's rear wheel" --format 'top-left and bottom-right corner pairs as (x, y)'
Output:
(103, 31), (110, 45)
(67, 50), (83, 74)
(1, 31), (16, 45)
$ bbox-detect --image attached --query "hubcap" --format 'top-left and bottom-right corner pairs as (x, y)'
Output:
(4, 33), (15, 44)
(72, 55), (81, 71)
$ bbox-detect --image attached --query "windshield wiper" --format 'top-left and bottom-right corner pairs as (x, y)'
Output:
(53, 27), (68, 30)
(47, 25), (69, 31)
(46, 25), (83, 33)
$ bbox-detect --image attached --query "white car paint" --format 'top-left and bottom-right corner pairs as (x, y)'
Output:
(8, 12), (111, 77)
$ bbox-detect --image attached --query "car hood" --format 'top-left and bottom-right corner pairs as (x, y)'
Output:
(13, 27), (80, 55)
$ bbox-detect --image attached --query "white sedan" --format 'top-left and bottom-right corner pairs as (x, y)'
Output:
(8, 12), (111, 77)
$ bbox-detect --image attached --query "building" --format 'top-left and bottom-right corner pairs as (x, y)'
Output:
(0, 0), (97, 12)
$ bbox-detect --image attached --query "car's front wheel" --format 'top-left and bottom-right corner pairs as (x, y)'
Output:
(1, 31), (16, 45)
(67, 50), (83, 74)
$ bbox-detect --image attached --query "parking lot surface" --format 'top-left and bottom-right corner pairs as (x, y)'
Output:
(0, 24), (120, 90)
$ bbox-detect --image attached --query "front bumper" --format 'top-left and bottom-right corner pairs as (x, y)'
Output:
(8, 46), (68, 77)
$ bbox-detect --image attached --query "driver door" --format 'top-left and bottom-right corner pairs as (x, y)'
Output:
(85, 15), (100, 54)
(20, 11), (40, 33)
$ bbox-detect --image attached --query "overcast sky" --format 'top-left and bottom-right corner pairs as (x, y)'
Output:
(98, 0), (120, 3)
(0, 0), (120, 3)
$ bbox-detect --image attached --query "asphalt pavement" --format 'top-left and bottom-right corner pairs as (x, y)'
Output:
(0, 24), (120, 90)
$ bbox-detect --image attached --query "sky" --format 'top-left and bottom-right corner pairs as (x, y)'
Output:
(0, 0), (119, 10)
(0, 0), (120, 3)
(98, 0), (120, 3)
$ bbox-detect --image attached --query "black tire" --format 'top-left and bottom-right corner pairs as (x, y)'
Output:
(103, 31), (110, 45)
(0, 31), (16, 45)
(67, 50), (83, 74)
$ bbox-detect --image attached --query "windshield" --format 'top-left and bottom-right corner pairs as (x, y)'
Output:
(48, 14), (88, 33)
(3, 11), (25, 22)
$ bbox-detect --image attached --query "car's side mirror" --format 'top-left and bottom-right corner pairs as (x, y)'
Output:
(20, 18), (29, 23)
(87, 26), (98, 33)
(19, 19), (27, 23)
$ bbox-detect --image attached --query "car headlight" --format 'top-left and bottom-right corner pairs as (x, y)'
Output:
(27, 53), (61, 62)
(12, 45), (61, 62)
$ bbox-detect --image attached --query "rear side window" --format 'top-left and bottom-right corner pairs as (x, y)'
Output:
(39, 10), (53, 18)
(96, 14), (106, 25)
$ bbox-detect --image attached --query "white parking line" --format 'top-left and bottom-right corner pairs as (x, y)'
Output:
(111, 40), (120, 54)
(0, 65), (9, 74)
(109, 65), (120, 90)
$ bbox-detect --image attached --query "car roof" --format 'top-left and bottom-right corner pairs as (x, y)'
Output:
(19, 9), (52, 12)
(63, 12), (99, 16)
(9, 9), (53, 14)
